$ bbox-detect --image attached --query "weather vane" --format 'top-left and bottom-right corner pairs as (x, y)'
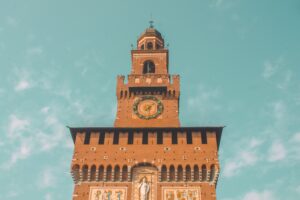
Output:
(149, 20), (154, 28)
(149, 13), (154, 28)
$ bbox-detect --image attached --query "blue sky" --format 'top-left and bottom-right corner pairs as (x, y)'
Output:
(0, 0), (300, 199)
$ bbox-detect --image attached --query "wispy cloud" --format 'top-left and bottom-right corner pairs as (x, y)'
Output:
(38, 168), (56, 188)
(14, 80), (31, 91)
(8, 114), (30, 138)
(277, 70), (292, 90)
(223, 138), (262, 177)
(187, 84), (221, 119)
(242, 190), (277, 200)
(26, 46), (43, 56)
(6, 16), (18, 27)
(267, 140), (287, 162)
(262, 57), (283, 79)
(6, 141), (32, 168)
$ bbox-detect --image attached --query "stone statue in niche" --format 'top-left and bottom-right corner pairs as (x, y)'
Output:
(139, 177), (150, 200)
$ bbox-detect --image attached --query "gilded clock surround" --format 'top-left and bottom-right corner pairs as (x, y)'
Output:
(133, 96), (164, 120)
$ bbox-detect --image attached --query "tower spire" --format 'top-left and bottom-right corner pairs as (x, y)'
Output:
(149, 20), (154, 28)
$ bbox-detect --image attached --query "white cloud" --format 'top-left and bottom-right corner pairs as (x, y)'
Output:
(211, 0), (224, 7)
(292, 132), (300, 143)
(268, 140), (286, 162)
(242, 190), (277, 200)
(8, 114), (30, 138)
(6, 16), (18, 27)
(15, 80), (31, 91)
(277, 70), (292, 90)
(41, 106), (50, 114)
(26, 46), (43, 56)
(38, 168), (56, 188)
(271, 101), (286, 122)
(187, 85), (221, 117)
(223, 150), (259, 177)
(6, 141), (32, 168)
(262, 57), (284, 79)
(296, 185), (300, 194)
(45, 193), (52, 200)
(223, 138), (262, 177)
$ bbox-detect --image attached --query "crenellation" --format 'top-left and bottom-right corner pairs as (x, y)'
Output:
(69, 25), (224, 200)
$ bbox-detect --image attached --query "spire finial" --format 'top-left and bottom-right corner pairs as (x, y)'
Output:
(149, 20), (154, 28)
(149, 13), (154, 28)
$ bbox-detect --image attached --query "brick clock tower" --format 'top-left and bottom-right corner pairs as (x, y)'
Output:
(69, 24), (224, 200)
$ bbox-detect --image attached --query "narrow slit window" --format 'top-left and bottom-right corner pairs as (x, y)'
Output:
(172, 131), (178, 144)
(157, 131), (163, 144)
(201, 131), (207, 144)
(142, 131), (148, 144)
(186, 131), (193, 144)
(113, 131), (119, 144)
(99, 132), (105, 144)
(128, 131), (134, 144)
(84, 132), (91, 144)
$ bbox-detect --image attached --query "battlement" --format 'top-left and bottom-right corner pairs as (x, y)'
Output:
(116, 74), (180, 99)
(69, 127), (222, 148)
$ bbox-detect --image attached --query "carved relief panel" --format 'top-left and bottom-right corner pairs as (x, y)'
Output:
(132, 165), (158, 200)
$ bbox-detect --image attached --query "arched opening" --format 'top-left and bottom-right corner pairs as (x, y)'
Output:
(202, 165), (207, 182)
(98, 165), (104, 181)
(141, 44), (145, 50)
(186, 165), (191, 181)
(143, 60), (155, 74)
(122, 165), (128, 181)
(114, 165), (120, 181)
(106, 165), (112, 181)
(177, 165), (183, 181)
(90, 165), (96, 181)
(169, 165), (175, 181)
(161, 165), (167, 181)
(82, 165), (88, 181)
(194, 165), (199, 181)
(210, 164), (216, 182)
(147, 42), (153, 50)
(72, 164), (80, 183)
(120, 91), (123, 98)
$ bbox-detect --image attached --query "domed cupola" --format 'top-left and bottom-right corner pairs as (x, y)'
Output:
(137, 21), (165, 50)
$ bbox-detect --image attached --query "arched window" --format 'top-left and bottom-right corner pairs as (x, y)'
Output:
(169, 165), (175, 181)
(177, 165), (183, 181)
(194, 165), (199, 181)
(106, 165), (112, 181)
(122, 165), (128, 181)
(98, 165), (104, 181)
(72, 164), (80, 183)
(161, 165), (167, 181)
(202, 165), (207, 182)
(141, 44), (145, 50)
(90, 165), (96, 181)
(210, 164), (216, 182)
(114, 165), (120, 181)
(147, 42), (153, 49)
(120, 91), (123, 98)
(186, 165), (191, 181)
(143, 60), (155, 74)
(82, 165), (88, 181)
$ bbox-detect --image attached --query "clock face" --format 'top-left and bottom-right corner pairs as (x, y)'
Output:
(133, 96), (164, 120)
